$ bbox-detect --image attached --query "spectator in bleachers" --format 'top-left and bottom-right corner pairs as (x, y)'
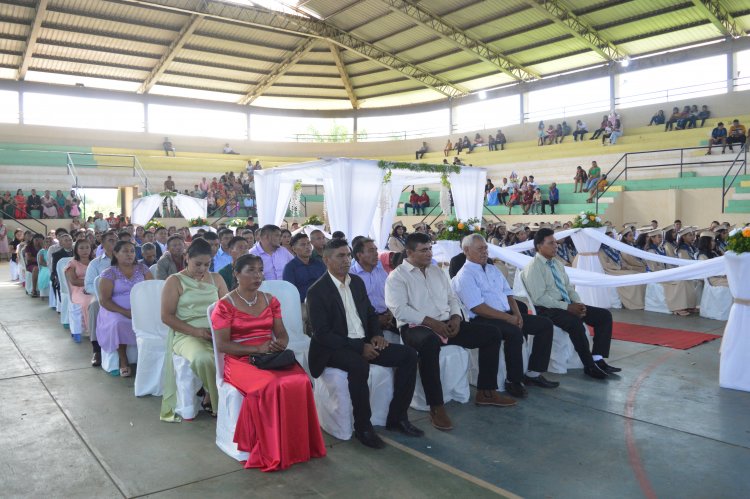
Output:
(545, 183), (559, 215)
(488, 134), (496, 151)
(404, 189), (421, 215)
(648, 110), (665, 126)
(417, 188), (430, 213)
(587, 174), (608, 203)
(685, 105), (700, 129)
(544, 125), (556, 145)
(163, 137), (176, 157)
(559, 121), (571, 143)
(537, 121), (545, 146)
(54, 190), (66, 217)
(606, 117), (623, 145)
(554, 124), (563, 144)
(1, 191), (12, 217)
(474, 133), (484, 147)
(521, 186), (534, 215)
(573, 165), (587, 192)
(590, 115), (609, 140)
(584, 161), (601, 192)
(455, 137), (464, 155)
(697, 105), (711, 127)
(415, 141), (428, 159)
(14, 189), (27, 219)
(675, 106), (691, 130)
(41, 191), (58, 219)
(664, 107), (680, 131)
(495, 130), (507, 150)
(223, 143), (239, 154)
(727, 119), (747, 151)
(531, 188), (543, 214)
(443, 139), (452, 157)
(485, 178), (494, 198)
(68, 191), (81, 219)
(462, 135), (474, 153)
(573, 120), (588, 141)
(27, 189), (41, 216)
(706, 122), (728, 155)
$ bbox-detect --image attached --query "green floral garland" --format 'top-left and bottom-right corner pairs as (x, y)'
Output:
(378, 160), (460, 187)
(727, 227), (750, 254)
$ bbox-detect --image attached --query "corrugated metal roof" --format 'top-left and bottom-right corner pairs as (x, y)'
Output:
(0, 0), (741, 109)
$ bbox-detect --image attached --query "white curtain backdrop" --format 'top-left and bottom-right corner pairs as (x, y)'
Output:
(322, 160), (384, 240)
(254, 169), (296, 228)
(449, 168), (486, 222)
(719, 252), (750, 392)
(372, 180), (407, 250)
(132, 195), (164, 226)
(172, 195), (207, 221)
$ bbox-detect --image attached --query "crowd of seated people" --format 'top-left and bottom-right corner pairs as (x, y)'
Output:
(657, 105), (711, 130)
(0, 189), (81, 220)
(6, 208), (746, 473)
(445, 129), (507, 156)
(484, 173), (559, 215)
(159, 170), (259, 218)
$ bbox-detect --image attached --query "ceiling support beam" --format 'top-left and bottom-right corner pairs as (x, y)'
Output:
(522, 0), (625, 62)
(327, 41), (359, 108)
(690, 0), (746, 38)
(138, 13), (203, 94)
(379, 0), (538, 81)
(238, 38), (315, 105)
(17, 0), (48, 80)
(119, 0), (467, 98)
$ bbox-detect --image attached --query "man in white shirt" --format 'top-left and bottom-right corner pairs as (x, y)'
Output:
(307, 239), (421, 449)
(385, 233), (510, 432)
(452, 234), (558, 399)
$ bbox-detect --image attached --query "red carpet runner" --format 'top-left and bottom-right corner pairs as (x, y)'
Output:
(610, 322), (721, 350)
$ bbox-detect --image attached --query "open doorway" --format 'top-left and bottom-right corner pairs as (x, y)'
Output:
(77, 188), (121, 222)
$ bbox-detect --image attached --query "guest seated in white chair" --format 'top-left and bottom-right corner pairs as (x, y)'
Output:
(96, 241), (153, 378)
(85, 231), (117, 366)
(155, 235), (185, 280)
(452, 234), (558, 399)
(385, 232), (506, 432)
(522, 228), (621, 380)
(350, 238), (398, 342)
(160, 238), (228, 421)
(645, 229), (698, 315)
(210, 254), (326, 471)
(697, 232), (727, 286)
(64, 239), (95, 344)
(599, 227), (646, 310)
(307, 239), (422, 449)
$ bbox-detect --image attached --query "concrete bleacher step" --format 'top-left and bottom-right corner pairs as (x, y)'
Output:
(725, 199), (750, 213)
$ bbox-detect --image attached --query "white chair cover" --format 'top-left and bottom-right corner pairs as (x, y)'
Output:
(173, 353), (203, 420)
(207, 303), (250, 461)
(48, 286), (56, 308)
(720, 252), (750, 392)
(68, 302), (84, 337)
(645, 283), (670, 314)
(101, 345), (138, 374)
(57, 257), (72, 327)
(149, 264), (159, 279)
(9, 260), (18, 281)
(93, 275), (102, 301)
(130, 280), (168, 397)
(383, 330), (402, 345)
(258, 280), (310, 374)
(313, 365), (395, 440)
(410, 345), (470, 411)
(17, 251), (26, 286)
(469, 341), (530, 391)
(699, 279), (731, 321)
(570, 227), (612, 308)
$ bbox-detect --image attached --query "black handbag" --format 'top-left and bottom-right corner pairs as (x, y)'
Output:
(249, 349), (296, 370)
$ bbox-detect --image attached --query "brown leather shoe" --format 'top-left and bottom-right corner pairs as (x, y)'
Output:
(475, 390), (517, 407)
(429, 405), (453, 431)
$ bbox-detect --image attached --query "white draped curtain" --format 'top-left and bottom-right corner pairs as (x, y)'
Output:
(720, 252), (750, 392)
(570, 227), (611, 308)
(322, 160), (384, 240)
(131, 194), (206, 226)
(449, 168), (486, 222)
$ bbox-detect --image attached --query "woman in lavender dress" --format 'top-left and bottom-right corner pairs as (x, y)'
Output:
(96, 241), (153, 377)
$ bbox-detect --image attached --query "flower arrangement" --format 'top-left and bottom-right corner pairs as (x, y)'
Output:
(144, 219), (164, 230)
(289, 180), (303, 217)
(436, 218), (485, 241)
(302, 214), (324, 226)
(227, 218), (246, 228)
(159, 190), (177, 198)
(188, 217), (208, 227)
(378, 160), (460, 188)
(571, 211), (603, 228)
(726, 226), (750, 254)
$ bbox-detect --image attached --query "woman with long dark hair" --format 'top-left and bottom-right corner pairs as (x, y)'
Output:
(64, 239), (95, 342)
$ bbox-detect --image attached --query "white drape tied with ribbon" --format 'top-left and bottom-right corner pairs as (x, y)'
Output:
(570, 227), (611, 308)
(719, 252), (750, 393)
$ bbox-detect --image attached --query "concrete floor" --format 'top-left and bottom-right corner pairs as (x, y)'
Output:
(1, 263), (749, 498)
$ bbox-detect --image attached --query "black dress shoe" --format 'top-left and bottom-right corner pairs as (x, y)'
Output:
(355, 429), (386, 449)
(386, 420), (424, 437)
(91, 352), (101, 367)
(504, 381), (528, 398)
(523, 374), (560, 388)
(595, 359), (622, 373)
(584, 364), (608, 379)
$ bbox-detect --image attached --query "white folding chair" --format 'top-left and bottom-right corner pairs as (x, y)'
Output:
(56, 257), (72, 327)
(699, 278), (732, 321)
(149, 264), (159, 279)
(410, 346), (470, 411)
(208, 302), (250, 461)
(131, 280), (168, 396)
(515, 272), (584, 374)
(62, 260), (83, 339)
(258, 280), (310, 374)
(645, 283), (671, 314)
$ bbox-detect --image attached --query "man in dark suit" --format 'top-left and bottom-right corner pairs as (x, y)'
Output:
(307, 239), (422, 449)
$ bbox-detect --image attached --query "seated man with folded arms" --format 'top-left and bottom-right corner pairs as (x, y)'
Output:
(307, 239), (422, 449)
(385, 233), (510, 433)
(452, 234), (558, 398)
(156, 235), (185, 280)
(218, 236), (249, 291)
(521, 228), (620, 380)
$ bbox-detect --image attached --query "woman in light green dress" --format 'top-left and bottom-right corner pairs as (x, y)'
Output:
(160, 238), (229, 421)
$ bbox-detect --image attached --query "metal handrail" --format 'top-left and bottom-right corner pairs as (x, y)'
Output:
(0, 207), (48, 235)
(594, 144), (741, 214)
(721, 144), (748, 213)
(66, 152), (150, 193)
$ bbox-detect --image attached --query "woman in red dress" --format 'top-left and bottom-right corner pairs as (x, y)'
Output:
(211, 254), (326, 472)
